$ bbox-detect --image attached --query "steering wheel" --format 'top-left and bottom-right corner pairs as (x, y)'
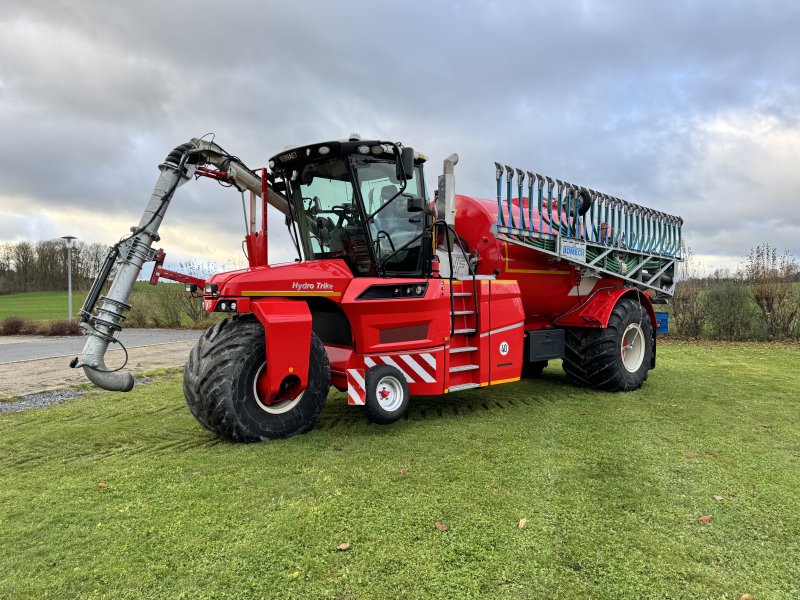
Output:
(330, 204), (358, 227)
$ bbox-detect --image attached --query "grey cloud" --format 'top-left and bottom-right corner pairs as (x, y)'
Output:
(1, 0), (799, 266)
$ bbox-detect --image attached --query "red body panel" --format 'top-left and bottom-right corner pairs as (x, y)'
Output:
(325, 344), (353, 390)
(554, 287), (657, 329)
(444, 279), (524, 390)
(250, 298), (311, 400)
(487, 281), (525, 384)
(208, 259), (353, 299)
(341, 278), (451, 354)
(447, 279), (490, 388)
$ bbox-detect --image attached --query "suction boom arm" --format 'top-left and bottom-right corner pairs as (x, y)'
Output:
(77, 138), (290, 392)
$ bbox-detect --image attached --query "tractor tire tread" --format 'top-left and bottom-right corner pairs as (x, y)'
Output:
(184, 314), (330, 442)
(562, 298), (653, 392)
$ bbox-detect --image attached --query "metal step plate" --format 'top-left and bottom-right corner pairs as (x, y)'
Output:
(450, 364), (479, 373)
(447, 382), (481, 392)
(449, 346), (478, 354)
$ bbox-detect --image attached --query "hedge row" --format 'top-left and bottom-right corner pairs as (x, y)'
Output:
(0, 316), (81, 336)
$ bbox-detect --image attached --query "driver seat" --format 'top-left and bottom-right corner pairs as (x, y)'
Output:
(380, 184), (399, 208)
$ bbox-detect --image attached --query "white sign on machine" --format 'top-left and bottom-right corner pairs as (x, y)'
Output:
(560, 239), (587, 263)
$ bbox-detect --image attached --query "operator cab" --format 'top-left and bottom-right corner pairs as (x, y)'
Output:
(268, 139), (430, 278)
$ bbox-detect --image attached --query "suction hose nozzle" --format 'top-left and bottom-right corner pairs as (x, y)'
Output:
(79, 334), (134, 392)
(82, 364), (134, 393)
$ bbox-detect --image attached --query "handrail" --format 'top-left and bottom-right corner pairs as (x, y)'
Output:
(377, 219), (480, 338)
(431, 220), (480, 338)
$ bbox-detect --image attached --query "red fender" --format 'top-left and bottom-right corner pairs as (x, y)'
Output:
(554, 287), (657, 329)
(250, 298), (311, 401)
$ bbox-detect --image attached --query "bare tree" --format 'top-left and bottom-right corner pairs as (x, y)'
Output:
(741, 243), (799, 339)
(671, 244), (706, 338)
(35, 239), (64, 290)
(11, 242), (35, 292)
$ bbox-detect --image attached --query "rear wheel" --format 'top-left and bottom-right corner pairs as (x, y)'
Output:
(562, 298), (653, 391)
(183, 314), (330, 442)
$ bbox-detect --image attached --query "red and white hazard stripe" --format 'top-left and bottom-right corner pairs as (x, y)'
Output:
(363, 352), (437, 384)
(347, 368), (366, 405)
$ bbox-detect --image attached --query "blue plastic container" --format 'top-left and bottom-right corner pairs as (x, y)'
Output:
(654, 311), (669, 334)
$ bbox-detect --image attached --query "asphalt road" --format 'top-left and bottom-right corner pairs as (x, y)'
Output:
(0, 328), (203, 364)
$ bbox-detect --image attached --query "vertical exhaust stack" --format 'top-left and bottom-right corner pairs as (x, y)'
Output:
(435, 153), (471, 279)
(436, 153), (459, 225)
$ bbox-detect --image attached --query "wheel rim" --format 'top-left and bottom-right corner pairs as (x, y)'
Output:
(252, 363), (304, 415)
(620, 323), (646, 373)
(375, 375), (404, 412)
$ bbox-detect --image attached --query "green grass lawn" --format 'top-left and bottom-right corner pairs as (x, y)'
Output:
(0, 284), (208, 328)
(0, 290), (88, 321)
(1, 341), (799, 599)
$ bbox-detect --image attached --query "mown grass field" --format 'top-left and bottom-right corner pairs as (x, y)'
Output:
(1, 341), (799, 599)
(0, 284), (209, 329)
(0, 290), (88, 321)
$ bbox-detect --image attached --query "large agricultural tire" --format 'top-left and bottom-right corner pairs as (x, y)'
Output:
(183, 314), (330, 442)
(561, 298), (653, 392)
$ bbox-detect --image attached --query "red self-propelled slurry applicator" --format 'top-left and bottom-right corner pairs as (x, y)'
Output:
(76, 136), (683, 441)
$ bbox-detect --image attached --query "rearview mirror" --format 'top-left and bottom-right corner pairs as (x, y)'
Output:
(406, 196), (425, 212)
(397, 146), (415, 181)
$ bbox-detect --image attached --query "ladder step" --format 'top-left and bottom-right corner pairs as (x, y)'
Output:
(453, 328), (476, 335)
(450, 364), (479, 373)
(448, 382), (482, 392)
(450, 346), (478, 354)
(452, 292), (472, 297)
(451, 310), (474, 316)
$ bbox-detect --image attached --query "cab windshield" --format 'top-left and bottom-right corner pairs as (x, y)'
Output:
(353, 158), (426, 275)
(288, 155), (426, 277)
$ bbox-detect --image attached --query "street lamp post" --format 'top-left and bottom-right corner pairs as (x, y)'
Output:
(61, 236), (77, 320)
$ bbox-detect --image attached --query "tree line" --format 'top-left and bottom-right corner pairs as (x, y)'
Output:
(0, 239), (109, 295)
(671, 243), (800, 340)
(3, 238), (799, 340)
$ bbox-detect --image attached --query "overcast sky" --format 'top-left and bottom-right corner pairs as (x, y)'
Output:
(2, 0), (798, 274)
